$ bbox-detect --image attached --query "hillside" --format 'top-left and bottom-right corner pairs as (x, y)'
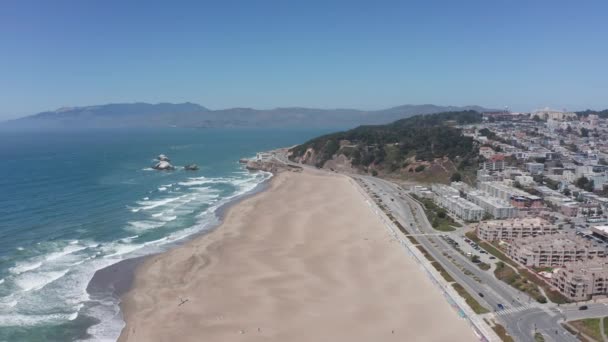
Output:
(1, 102), (494, 130)
(288, 111), (482, 183)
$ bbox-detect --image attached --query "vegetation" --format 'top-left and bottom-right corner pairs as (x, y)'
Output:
(492, 323), (515, 342)
(534, 332), (545, 342)
(569, 318), (603, 341)
(289, 110), (482, 171)
(411, 194), (461, 232)
(494, 262), (547, 303)
(577, 109), (608, 118)
(450, 172), (462, 182)
(576, 176), (595, 192)
(451, 283), (490, 314)
(431, 261), (455, 283)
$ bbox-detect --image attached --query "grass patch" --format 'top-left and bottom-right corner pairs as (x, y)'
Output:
(494, 262), (547, 303)
(431, 261), (455, 283)
(534, 332), (545, 342)
(519, 268), (570, 304)
(411, 194), (458, 232)
(604, 317), (608, 339)
(406, 235), (418, 244)
(477, 262), (491, 271)
(570, 318), (603, 341)
(416, 245), (436, 262)
(452, 283), (489, 314)
(492, 323), (515, 342)
(465, 230), (481, 243)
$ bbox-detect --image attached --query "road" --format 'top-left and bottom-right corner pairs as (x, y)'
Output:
(271, 151), (600, 341)
(355, 175), (578, 342)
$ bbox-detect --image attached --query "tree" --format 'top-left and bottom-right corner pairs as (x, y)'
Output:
(414, 165), (426, 172)
(581, 127), (589, 137)
(563, 188), (571, 196)
(575, 176), (594, 192)
(450, 172), (462, 182)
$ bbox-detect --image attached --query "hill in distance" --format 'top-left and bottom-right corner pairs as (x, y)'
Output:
(1, 102), (495, 130)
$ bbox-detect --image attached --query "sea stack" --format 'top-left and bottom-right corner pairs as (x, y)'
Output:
(153, 154), (175, 170)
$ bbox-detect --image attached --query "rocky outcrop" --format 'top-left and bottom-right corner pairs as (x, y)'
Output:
(153, 154), (175, 170)
(184, 164), (199, 171)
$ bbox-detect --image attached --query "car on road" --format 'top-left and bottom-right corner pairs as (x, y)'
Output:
(579, 305), (588, 310)
(489, 256), (496, 260)
(497, 304), (505, 310)
(478, 292), (484, 297)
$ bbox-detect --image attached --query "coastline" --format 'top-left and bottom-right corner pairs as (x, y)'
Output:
(85, 171), (273, 340)
(115, 168), (477, 341)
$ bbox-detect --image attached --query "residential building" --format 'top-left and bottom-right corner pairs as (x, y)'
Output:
(431, 184), (485, 222)
(526, 162), (545, 175)
(477, 218), (558, 241)
(552, 260), (608, 301)
(508, 234), (606, 267)
(467, 191), (517, 219)
(480, 154), (506, 171)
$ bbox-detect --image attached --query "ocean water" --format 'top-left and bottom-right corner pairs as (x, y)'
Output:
(0, 128), (327, 341)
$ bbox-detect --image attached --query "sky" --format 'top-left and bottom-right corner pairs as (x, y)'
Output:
(1, 0), (607, 120)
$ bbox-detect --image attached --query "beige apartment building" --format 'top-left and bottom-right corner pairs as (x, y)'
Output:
(508, 234), (606, 267)
(552, 260), (608, 301)
(477, 218), (559, 241)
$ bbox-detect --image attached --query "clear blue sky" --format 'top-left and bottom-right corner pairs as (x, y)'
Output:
(1, 0), (607, 119)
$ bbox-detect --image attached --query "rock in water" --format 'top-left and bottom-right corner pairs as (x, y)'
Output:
(184, 164), (199, 171)
(157, 154), (170, 162)
(153, 160), (175, 170)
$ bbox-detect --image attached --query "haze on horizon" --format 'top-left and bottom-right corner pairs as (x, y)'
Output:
(1, 0), (607, 120)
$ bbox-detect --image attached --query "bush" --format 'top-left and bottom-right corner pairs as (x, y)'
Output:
(414, 165), (426, 172)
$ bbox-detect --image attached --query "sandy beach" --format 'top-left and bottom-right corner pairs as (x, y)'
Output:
(118, 169), (476, 342)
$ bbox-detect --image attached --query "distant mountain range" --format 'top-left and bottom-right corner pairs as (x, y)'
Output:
(1, 102), (496, 130)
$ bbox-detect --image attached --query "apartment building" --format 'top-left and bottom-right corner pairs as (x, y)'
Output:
(467, 191), (516, 219)
(479, 181), (543, 208)
(552, 260), (608, 301)
(477, 218), (558, 241)
(508, 234), (606, 267)
(431, 184), (484, 222)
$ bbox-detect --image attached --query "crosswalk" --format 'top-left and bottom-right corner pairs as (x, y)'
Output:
(494, 304), (538, 316)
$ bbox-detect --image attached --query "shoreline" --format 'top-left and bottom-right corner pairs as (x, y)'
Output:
(84, 170), (273, 339)
(116, 168), (477, 341)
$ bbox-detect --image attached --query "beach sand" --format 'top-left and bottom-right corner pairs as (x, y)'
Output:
(118, 169), (476, 342)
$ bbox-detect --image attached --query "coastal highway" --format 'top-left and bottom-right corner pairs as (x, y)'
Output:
(354, 176), (578, 342)
(271, 151), (584, 341)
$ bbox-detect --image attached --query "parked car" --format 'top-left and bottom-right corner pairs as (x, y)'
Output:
(489, 256), (496, 260)
(497, 304), (505, 310)
(579, 305), (588, 310)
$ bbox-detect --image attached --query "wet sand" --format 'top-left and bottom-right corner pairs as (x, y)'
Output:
(118, 169), (476, 342)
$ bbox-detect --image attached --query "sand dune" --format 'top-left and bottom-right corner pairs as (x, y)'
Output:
(118, 169), (476, 342)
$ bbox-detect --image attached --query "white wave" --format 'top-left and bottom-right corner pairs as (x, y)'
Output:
(135, 195), (186, 211)
(158, 187), (167, 191)
(141, 167), (154, 171)
(14, 269), (70, 292)
(0, 312), (80, 326)
(127, 220), (165, 232)
(0, 278), (4, 284)
(161, 184), (173, 187)
(159, 215), (177, 222)
(16, 247), (24, 251)
(9, 261), (43, 275)
(143, 197), (149, 200)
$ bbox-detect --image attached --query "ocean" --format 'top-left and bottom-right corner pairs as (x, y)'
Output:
(0, 128), (328, 341)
